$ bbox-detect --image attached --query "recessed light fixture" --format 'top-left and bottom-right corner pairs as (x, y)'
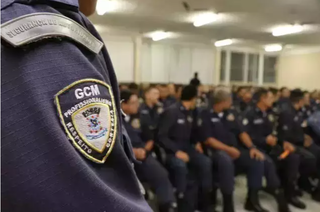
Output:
(214, 39), (233, 47)
(272, 25), (303, 37)
(193, 12), (218, 27)
(151, 31), (170, 41)
(96, 0), (118, 15)
(264, 44), (282, 52)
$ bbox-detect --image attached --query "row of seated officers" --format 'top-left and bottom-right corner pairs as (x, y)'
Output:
(120, 85), (320, 212)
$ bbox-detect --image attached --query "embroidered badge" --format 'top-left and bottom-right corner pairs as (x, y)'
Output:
(54, 79), (117, 163)
(157, 107), (164, 114)
(268, 114), (274, 122)
(242, 118), (249, 125)
(131, 118), (140, 129)
(301, 120), (307, 128)
(177, 119), (185, 124)
(187, 116), (193, 123)
(227, 113), (235, 121)
(197, 119), (203, 126)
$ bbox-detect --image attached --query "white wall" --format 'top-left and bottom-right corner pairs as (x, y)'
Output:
(101, 35), (135, 82)
(278, 51), (320, 90)
(140, 42), (215, 84)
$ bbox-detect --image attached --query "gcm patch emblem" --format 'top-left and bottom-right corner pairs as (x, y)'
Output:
(54, 79), (117, 163)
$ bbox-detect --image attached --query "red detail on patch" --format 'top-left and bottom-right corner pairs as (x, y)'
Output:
(94, 131), (98, 133)
(88, 125), (90, 127)
(90, 130), (93, 133)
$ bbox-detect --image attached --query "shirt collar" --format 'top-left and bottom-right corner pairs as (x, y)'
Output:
(2, 0), (79, 10)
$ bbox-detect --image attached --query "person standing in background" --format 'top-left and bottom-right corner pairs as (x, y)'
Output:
(190, 72), (201, 87)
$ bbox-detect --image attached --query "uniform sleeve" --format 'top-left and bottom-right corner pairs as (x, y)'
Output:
(243, 112), (268, 149)
(139, 113), (154, 142)
(157, 109), (179, 153)
(123, 123), (145, 148)
(158, 110), (179, 153)
(277, 112), (295, 144)
(198, 110), (213, 142)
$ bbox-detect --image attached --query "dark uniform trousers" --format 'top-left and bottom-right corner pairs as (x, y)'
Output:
(167, 148), (212, 195)
(210, 149), (264, 195)
(263, 151), (300, 188)
(135, 155), (175, 205)
(296, 143), (320, 178)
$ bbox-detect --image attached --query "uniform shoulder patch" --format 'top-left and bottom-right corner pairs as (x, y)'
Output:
(131, 118), (141, 129)
(157, 107), (164, 114)
(242, 118), (249, 125)
(227, 113), (235, 121)
(1, 13), (103, 54)
(54, 79), (117, 164)
(268, 114), (274, 122)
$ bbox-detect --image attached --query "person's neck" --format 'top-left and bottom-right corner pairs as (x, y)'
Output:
(213, 104), (224, 113)
(182, 101), (192, 110)
(293, 103), (300, 111)
(145, 99), (154, 108)
(122, 108), (131, 116)
(257, 102), (267, 112)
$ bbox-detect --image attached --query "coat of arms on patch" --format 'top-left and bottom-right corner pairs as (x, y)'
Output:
(54, 79), (117, 164)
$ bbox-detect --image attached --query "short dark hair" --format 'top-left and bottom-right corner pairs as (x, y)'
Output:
(290, 89), (304, 103)
(237, 86), (247, 94)
(194, 72), (198, 77)
(121, 90), (135, 103)
(303, 91), (309, 95)
(181, 85), (197, 101)
(269, 87), (278, 95)
(128, 83), (139, 90)
(145, 86), (158, 93)
(255, 88), (270, 101)
(280, 87), (288, 92)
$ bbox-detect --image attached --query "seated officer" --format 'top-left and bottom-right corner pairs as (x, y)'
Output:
(157, 85), (213, 212)
(243, 88), (305, 210)
(198, 87), (266, 212)
(139, 86), (163, 152)
(277, 89), (320, 201)
(159, 84), (177, 108)
(121, 90), (177, 212)
(278, 87), (291, 111)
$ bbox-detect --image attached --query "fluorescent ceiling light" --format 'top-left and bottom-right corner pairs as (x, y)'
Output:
(265, 44), (282, 52)
(151, 31), (170, 41)
(193, 12), (218, 27)
(96, 0), (118, 15)
(214, 39), (233, 47)
(272, 25), (303, 37)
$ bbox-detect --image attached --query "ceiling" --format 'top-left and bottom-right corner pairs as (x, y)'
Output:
(89, 0), (320, 47)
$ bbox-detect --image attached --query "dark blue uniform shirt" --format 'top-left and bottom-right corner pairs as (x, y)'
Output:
(157, 102), (194, 153)
(139, 102), (163, 141)
(243, 107), (276, 149)
(277, 104), (305, 146)
(123, 115), (145, 148)
(1, 1), (151, 211)
(160, 95), (177, 109)
(198, 109), (243, 147)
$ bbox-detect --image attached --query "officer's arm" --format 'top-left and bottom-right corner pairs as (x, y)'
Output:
(277, 112), (294, 144)
(205, 137), (232, 151)
(157, 110), (179, 153)
(198, 111), (232, 151)
(239, 132), (255, 149)
(139, 114), (154, 142)
(243, 114), (268, 149)
(124, 124), (145, 149)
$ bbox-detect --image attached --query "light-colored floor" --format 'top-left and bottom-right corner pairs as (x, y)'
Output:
(223, 176), (320, 212)
(148, 176), (320, 211)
